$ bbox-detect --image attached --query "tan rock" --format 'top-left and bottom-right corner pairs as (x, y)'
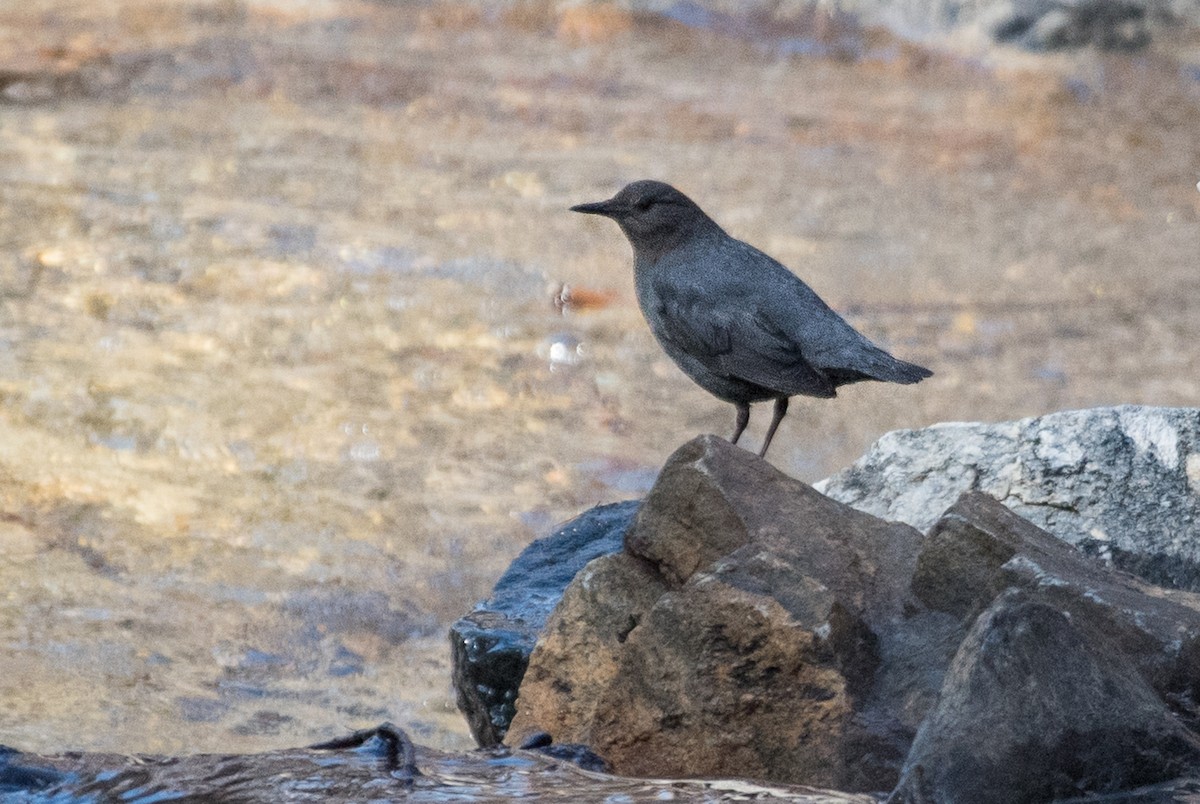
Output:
(588, 578), (853, 786)
(507, 552), (666, 746)
(508, 435), (925, 789)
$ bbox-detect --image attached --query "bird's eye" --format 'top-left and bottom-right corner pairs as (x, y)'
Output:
(635, 197), (653, 211)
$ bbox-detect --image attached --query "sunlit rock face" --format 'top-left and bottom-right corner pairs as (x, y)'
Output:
(818, 405), (1200, 591)
(508, 436), (929, 790)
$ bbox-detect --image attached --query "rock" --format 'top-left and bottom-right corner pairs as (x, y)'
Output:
(0, 745), (67, 793)
(490, 415), (1200, 794)
(817, 406), (1200, 592)
(449, 500), (637, 746)
(888, 591), (1200, 804)
(581, 578), (856, 785)
(625, 437), (924, 626)
(913, 491), (1200, 729)
(593, 0), (1181, 50)
(505, 552), (669, 748)
(987, 0), (1151, 50)
(507, 435), (929, 790)
(515, 732), (611, 773)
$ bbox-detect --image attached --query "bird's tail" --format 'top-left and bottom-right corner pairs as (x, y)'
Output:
(881, 357), (933, 384)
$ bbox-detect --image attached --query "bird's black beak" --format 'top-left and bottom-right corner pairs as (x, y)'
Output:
(570, 198), (622, 218)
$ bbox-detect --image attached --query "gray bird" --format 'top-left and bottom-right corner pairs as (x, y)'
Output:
(571, 180), (931, 457)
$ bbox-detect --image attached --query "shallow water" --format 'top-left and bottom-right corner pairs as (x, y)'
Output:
(0, 0), (1197, 760)
(3, 737), (878, 802)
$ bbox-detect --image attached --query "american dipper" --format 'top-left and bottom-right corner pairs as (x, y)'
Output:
(571, 180), (932, 457)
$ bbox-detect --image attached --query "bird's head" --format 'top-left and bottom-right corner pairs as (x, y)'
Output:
(570, 180), (718, 255)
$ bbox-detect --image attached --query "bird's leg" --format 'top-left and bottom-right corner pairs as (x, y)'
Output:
(731, 402), (750, 445)
(759, 397), (789, 457)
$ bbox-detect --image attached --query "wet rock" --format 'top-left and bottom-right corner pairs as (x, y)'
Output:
(986, 0), (1151, 50)
(888, 591), (1200, 804)
(914, 491), (1200, 729)
(0, 745), (68, 793)
(308, 722), (419, 780)
(817, 406), (1200, 592)
(507, 435), (928, 789)
(449, 500), (638, 746)
(516, 732), (611, 773)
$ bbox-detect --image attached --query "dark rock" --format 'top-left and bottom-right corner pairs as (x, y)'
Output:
(987, 0), (1151, 50)
(517, 732), (611, 773)
(818, 406), (1200, 592)
(449, 500), (637, 746)
(888, 591), (1200, 804)
(508, 435), (928, 790)
(0, 745), (68, 793)
(309, 722), (418, 779)
(915, 492), (1200, 728)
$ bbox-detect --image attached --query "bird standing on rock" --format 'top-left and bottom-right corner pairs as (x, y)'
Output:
(571, 180), (931, 458)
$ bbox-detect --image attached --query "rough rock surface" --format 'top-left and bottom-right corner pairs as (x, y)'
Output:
(501, 432), (1200, 796)
(507, 435), (931, 790)
(817, 405), (1200, 591)
(916, 491), (1200, 726)
(505, 551), (669, 748)
(596, 0), (1200, 48)
(889, 591), (1200, 804)
(449, 501), (637, 746)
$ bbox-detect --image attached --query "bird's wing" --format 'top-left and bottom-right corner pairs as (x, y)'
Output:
(652, 281), (836, 398)
(764, 293), (929, 385)
(722, 241), (925, 384)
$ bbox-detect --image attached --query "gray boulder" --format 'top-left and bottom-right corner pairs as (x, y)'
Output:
(817, 405), (1200, 591)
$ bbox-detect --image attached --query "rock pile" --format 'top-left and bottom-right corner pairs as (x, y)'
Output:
(453, 407), (1200, 800)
